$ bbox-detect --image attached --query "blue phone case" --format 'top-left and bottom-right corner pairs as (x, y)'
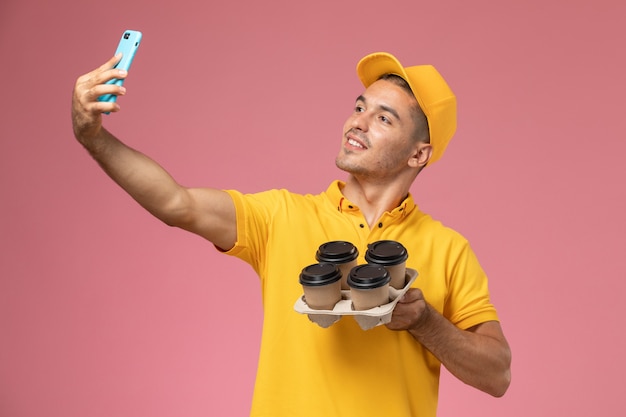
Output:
(98, 30), (142, 103)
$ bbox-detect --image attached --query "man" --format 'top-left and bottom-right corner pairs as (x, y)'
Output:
(72, 51), (511, 416)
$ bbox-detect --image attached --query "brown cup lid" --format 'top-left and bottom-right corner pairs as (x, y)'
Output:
(364, 240), (408, 266)
(299, 263), (342, 287)
(347, 264), (390, 289)
(316, 241), (359, 264)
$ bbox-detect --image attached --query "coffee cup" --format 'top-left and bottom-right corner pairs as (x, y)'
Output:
(347, 264), (391, 310)
(315, 241), (359, 290)
(299, 263), (343, 310)
(364, 240), (408, 289)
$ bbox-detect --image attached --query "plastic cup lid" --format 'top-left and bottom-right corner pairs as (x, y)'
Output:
(299, 263), (342, 286)
(316, 241), (359, 263)
(364, 240), (408, 265)
(347, 264), (390, 289)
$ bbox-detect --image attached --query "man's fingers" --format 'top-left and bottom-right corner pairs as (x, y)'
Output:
(100, 52), (122, 70)
(398, 288), (423, 303)
(97, 53), (123, 72)
(76, 55), (126, 90)
(87, 84), (126, 102)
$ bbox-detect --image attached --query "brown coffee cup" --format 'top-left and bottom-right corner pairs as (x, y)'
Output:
(299, 263), (343, 310)
(347, 264), (391, 310)
(316, 241), (359, 290)
(364, 240), (408, 289)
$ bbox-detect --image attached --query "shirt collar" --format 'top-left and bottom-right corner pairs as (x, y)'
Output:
(325, 180), (417, 218)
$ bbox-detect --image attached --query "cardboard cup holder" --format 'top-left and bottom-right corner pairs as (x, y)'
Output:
(294, 268), (418, 330)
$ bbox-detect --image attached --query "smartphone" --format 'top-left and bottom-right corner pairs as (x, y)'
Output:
(98, 30), (142, 104)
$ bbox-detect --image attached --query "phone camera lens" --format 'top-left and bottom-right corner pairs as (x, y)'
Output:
(124, 33), (130, 39)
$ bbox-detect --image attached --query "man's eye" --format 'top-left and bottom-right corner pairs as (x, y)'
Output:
(380, 115), (390, 124)
(355, 105), (364, 112)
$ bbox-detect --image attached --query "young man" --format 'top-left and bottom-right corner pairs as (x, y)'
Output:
(72, 51), (511, 416)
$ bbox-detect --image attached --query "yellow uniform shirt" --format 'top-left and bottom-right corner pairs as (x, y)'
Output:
(224, 181), (499, 417)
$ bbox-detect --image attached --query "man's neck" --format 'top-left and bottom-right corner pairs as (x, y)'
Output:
(341, 175), (412, 229)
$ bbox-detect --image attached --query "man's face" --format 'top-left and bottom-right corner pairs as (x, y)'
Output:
(336, 79), (425, 181)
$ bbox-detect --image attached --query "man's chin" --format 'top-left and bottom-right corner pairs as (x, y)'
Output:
(335, 157), (350, 173)
(335, 157), (363, 176)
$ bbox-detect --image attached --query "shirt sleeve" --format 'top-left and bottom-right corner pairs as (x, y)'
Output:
(220, 189), (277, 276)
(443, 239), (500, 329)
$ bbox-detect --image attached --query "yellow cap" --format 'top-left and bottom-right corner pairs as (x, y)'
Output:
(356, 52), (457, 165)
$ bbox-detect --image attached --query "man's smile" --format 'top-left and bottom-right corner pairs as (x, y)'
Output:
(345, 130), (369, 150)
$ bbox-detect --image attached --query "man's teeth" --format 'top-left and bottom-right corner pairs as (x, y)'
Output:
(348, 138), (364, 148)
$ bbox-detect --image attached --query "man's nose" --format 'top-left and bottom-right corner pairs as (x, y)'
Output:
(351, 112), (369, 131)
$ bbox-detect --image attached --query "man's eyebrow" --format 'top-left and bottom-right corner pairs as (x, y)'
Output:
(355, 94), (401, 121)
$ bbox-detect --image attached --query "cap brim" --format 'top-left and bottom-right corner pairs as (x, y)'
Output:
(356, 52), (428, 129)
(357, 52), (408, 87)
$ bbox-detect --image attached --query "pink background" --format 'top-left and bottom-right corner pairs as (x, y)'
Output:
(1, 0), (625, 416)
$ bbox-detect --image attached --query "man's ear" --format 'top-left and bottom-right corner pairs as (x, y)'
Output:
(409, 143), (432, 168)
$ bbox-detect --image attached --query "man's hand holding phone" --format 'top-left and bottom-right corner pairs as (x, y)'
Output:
(71, 30), (141, 144)
(72, 54), (128, 143)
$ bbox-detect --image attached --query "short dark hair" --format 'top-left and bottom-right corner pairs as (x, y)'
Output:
(378, 74), (430, 144)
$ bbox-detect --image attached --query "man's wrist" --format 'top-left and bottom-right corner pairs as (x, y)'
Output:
(408, 303), (438, 340)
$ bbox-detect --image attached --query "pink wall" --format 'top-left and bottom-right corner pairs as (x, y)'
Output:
(1, 0), (625, 415)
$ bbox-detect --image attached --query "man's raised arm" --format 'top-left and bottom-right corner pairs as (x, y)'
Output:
(71, 55), (237, 251)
